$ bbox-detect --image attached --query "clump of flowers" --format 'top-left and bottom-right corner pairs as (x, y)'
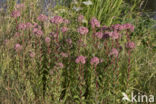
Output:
(77, 26), (89, 35)
(126, 42), (135, 49)
(90, 17), (100, 28)
(94, 32), (103, 39)
(109, 48), (119, 57)
(75, 56), (86, 64)
(15, 44), (22, 52)
(90, 57), (100, 66)
(50, 16), (63, 24)
(11, 10), (20, 18)
(37, 14), (48, 22)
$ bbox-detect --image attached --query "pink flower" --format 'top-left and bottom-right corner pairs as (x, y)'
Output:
(57, 62), (64, 68)
(11, 10), (20, 18)
(90, 57), (99, 66)
(15, 3), (25, 9)
(45, 37), (51, 43)
(15, 43), (22, 52)
(50, 32), (57, 38)
(95, 32), (103, 39)
(77, 26), (88, 35)
(30, 52), (35, 58)
(90, 17), (100, 28)
(37, 14), (48, 22)
(66, 38), (72, 45)
(109, 48), (118, 57)
(14, 32), (21, 37)
(109, 31), (120, 40)
(61, 27), (68, 33)
(75, 56), (86, 64)
(50, 16), (63, 24)
(18, 23), (26, 30)
(33, 28), (43, 37)
(60, 52), (68, 58)
(78, 15), (84, 23)
(63, 19), (70, 24)
(124, 23), (135, 32)
(26, 22), (33, 29)
(126, 42), (135, 49)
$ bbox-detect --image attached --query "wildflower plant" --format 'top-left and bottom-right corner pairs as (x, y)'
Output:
(0, 1), (155, 104)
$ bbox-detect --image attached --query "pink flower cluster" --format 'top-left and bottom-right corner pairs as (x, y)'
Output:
(90, 17), (100, 28)
(15, 3), (25, 9)
(15, 44), (22, 52)
(78, 15), (84, 23)
(61, 27), (68, 33)
(109, 48), (119, 57)
(45, 37), (51, 44)
(109, 31), (120, 40)
(112, 23), (134, 32)
(11, 10), (20, 18)
(95, 32), (103, 39)
(50, 16), (63, 24)
(126, 42), (135, 49)
(37, 14), (48, 22)
(33, 28), (43, 37)
(18, 22), (33, 30)
(90, 57), (100, 66)
(77, 26), (89, 35)
(75, 56), (86, 64)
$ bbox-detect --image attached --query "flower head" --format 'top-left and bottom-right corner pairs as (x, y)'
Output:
(60, 52), (68, 58)
(75, 56), (86, 64)
(90, 57), (99, 66)
(61, 27), (68, 33)
(77, 26), (89, 35)
(109, 31), (120, 40)
(126, 42), (135, 49)
(50, 16), (63, 24)
(18, 23), (27, 30)
(78, 15), (84, 23)
(109, 48), (118, 57)
(15, 3), (25, 9)
(91, 17), (100, 28)
(37, 14), (48, 22)
(26, 22), (33, 29)
(95, 32), (103, 39)
(33, 28), (43, 37)
(15, 43), (22, 52)
(63, 19), (70, 24)
(30, 52), (35, 58)
(11, 10), (20, 18)
(45, 37), (51, 44)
